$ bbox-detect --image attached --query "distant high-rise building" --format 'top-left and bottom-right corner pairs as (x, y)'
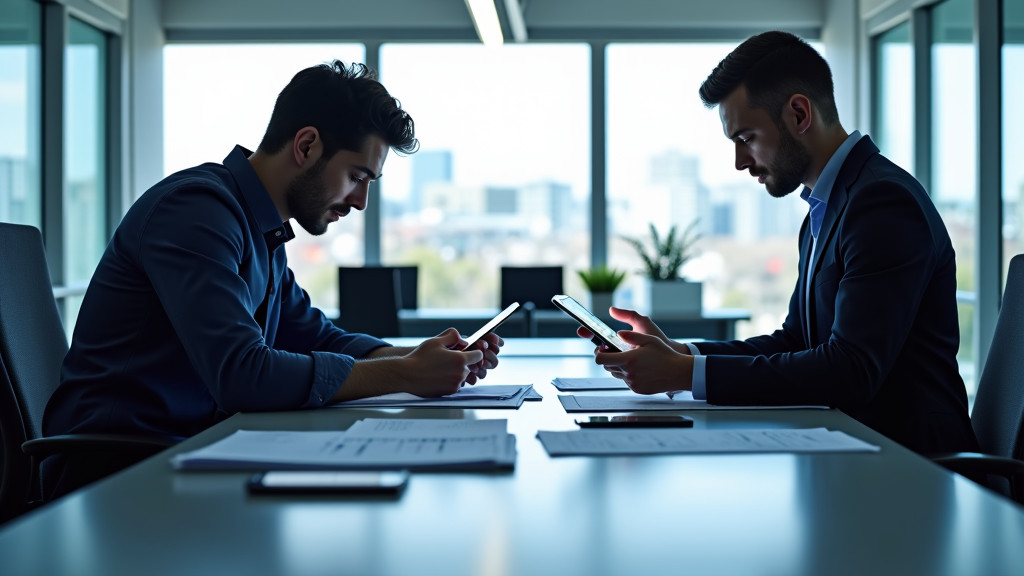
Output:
(649, 150), (710, 234)
(410, 150), (453, 212)
(0, 157), (31, 224)
(518, 181), (572, 234)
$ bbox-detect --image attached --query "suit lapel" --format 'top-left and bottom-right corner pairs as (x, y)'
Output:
(802, 136), (879, 343)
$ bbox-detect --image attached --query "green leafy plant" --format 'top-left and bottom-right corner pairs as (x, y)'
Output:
(622, 221), (701, 281)
(577, 265), (627, 293)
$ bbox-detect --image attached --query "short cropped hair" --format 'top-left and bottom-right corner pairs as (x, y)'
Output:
(699, 31), (840, 127)
(258, 60), (419, 158)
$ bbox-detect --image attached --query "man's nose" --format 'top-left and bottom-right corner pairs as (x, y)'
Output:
(349, 182), (370, 211)
(734, 143), (752, 172)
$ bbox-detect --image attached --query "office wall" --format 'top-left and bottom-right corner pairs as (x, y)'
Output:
(823, 0), (862, 130)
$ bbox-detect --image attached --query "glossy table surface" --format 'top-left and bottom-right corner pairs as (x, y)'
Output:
(1, 349), (1023, 576)
(394, 308), (750, 340)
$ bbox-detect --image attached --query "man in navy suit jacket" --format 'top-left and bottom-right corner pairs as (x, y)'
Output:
(584, 31), (978, 454)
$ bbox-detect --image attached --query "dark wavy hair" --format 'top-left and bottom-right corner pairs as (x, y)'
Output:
(699, 31), (839, 127)
(258, 60), (419, 158)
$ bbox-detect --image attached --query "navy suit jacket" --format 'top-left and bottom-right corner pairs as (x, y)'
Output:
(698, 136), (978, 454)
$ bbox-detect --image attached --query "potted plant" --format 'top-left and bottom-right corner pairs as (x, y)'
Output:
(622, 221), (703, 315)
(577, 265), (627, 315)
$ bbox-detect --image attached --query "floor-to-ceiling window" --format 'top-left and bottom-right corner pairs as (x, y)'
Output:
(0, 0), (41, 227)
(1003, 0), (1024, 282)
(63, 17), (109, 331)
(930, 0), (978, 389)
(163, 43), (365, 310)
(606, 43), (809, 338)
(872, 21), (914, 175)
(378, 43), (591, 309)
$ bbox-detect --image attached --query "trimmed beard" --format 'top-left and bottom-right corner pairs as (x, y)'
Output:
(763, 124), (812, 198)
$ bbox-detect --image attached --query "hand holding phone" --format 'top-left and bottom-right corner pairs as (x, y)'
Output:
(551, 294), (629, 352)
(575, 415), (694, 428)
(462, 302), (520, 349)
(247, 470), (410, 495)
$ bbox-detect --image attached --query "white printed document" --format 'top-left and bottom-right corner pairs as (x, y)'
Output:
(557, 392), (828, 412)
(536, 427), (880, 456)
(329, 384), (539, 409)
(172, 418), (516, 471)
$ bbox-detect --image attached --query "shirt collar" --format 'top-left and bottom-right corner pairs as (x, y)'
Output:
(806, 130), (863, 205)
(223, 145), (295, 251)
(801, 130), (863, 238)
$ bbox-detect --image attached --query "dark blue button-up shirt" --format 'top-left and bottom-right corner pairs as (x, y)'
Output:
(44, 146), (389, 440)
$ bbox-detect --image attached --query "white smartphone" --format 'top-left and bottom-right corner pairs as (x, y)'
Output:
(550, 294), (629, 352)
(247, 470), (410, 495)
(462, 302), (521, 348)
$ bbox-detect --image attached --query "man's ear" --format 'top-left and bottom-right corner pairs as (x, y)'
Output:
(788, 94), (813, 135)
(293, 127), (320, 168)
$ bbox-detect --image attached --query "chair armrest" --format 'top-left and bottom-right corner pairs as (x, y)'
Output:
(22, 434), (176, 459)
(931, 451), (1024, 505)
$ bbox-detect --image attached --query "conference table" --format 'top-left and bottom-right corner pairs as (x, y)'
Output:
(1, 343), (1023, 575)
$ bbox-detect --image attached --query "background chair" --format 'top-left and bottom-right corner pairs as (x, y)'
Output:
(500, 266), (564, 337)
(0, 223), (172, 523)
(932, 254), (1024, 504)
(336, 266), (410, 337)
(392, 266), (419, 310)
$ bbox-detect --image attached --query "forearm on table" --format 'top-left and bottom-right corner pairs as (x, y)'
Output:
(331, 356), (413, 402)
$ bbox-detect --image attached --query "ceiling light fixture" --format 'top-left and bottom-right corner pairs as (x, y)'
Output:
(465, 0), (504, 46)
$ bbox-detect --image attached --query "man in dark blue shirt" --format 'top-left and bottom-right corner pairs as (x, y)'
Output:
(42, 61), (502, 498)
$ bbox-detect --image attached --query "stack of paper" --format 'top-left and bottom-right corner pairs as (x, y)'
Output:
(551, 377), (628, 391)
(172, 418), (516, 471)
(536, 427), (879, 456)
(557, 391), (828, 411)
(329, 384), (539, 409)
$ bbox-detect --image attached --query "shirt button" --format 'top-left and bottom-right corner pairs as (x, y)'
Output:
(275, 230), (283, 237)
(317, 394), (323, 402)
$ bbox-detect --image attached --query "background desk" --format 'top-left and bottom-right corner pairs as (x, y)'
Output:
(1, 350), (1022, 575)
(397, 308), (750, 340)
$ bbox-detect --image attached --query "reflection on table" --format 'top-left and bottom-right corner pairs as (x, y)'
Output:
(384, 337), (703, 357)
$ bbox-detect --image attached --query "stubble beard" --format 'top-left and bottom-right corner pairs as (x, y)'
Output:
(285, 159), (339, 236)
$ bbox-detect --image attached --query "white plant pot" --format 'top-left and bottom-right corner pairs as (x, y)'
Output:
(643, 279), (702, 315)
(588, 292), (615, 318)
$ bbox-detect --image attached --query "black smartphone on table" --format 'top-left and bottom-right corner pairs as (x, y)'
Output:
(462, 302), (520, 348)
(575, 415), (695, 428)
(247, 470), (410, 495)
(550, 294), (629, 352)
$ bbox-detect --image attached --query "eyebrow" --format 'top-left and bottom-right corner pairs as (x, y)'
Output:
(355, 165), (381, 180)
(727, 128), (749, 141)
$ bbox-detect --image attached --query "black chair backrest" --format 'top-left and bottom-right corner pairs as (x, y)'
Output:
(337, 267), (403, 337)
(500, 266), (564, 310)
(0, 223), (68, 520)
(971, 254), (1024, 460)
(393, 266), (418, 310)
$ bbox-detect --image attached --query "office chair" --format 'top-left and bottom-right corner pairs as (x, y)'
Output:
(337, 266), (404, 337)
(392, 266), (419, 310)
(500, 266), (564, 337)
(931, 254), (1024, 505)
(0, 223), (173, 523)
